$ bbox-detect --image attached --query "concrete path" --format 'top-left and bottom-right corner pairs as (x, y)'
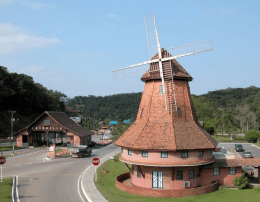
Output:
(81, 148), (121, 202)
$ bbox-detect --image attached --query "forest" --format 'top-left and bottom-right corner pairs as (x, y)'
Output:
(0, 66), (67, 137)
(68, 86), (260, 136)
(1, 64), (260, 138)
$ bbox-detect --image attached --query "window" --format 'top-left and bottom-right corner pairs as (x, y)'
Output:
(159, 85), (164, 95)
(198, 150), (203, 157)
(213, 167), (220, 176)
(189, 169), (195, 179)
(177, 108), (182, 116)
(121, 148), (123, 153)
(128, 149), (132, 156)
(209, 149), (212, 155)
(132, 166), (134, 175)
(140, 108), (144, 118)
(43, 120), (50, 125)
(161, 151), (168, 158)
(181, 150), (188, 158)
(137, 167), (141, 178)
(176, 170), (183, 180)
(142, 151), (148, 157)
(230, 167), (236, 175)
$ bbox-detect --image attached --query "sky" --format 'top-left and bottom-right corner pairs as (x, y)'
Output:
(0, 0), (260, 99)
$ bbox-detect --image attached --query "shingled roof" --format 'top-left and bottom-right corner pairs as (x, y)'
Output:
(141, 49), (193, 82)
(15, 111), (93, 137)
(115, 54), (217, 151)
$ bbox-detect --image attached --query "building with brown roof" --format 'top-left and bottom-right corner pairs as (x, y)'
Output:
(115, 50), (260, 197)
(14, 111), (93, 147)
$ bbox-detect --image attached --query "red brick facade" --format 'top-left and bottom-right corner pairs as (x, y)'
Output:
(116, 172), (219, 198)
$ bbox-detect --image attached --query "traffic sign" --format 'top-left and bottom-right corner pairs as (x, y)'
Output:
(92, 157), (100, 166)
(0, 157), (6, 165)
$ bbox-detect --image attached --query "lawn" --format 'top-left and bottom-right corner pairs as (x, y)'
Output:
(0, 178), (13, 202)
(0, 146), (23, 152)
(212, 135), (247, 143)
(95, 154), (260, 202)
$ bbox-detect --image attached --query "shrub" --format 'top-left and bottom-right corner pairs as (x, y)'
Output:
(254, 186), (260, 191)
(245, 130), (260, 143)
(233, 175), (249, 189)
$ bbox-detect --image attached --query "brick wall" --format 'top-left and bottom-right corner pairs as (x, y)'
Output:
(121, 149), (213, 166)
(116, 172), (219, 197)
(131, 165), (201, 189)
(201, 167), (242, 186)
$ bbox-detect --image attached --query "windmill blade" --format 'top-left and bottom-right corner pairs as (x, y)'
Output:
(112, 59), (160, 80)
(145, 13), (161, 59)
(162, 40), (213, 62)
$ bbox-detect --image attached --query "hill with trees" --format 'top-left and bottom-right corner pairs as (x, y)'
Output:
(1, 64), (259, 138)
(68, 86), (260, 136)
(0, 66), (67, 137)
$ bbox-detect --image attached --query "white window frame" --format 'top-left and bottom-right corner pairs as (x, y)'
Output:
(128, 149), (132, 156)
(142, 151), (148, 157)
(213, 167), (220, 176)
(161, 151), (168, 158)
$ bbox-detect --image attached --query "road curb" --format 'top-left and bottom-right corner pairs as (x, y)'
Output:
(79, 148), (121, 202)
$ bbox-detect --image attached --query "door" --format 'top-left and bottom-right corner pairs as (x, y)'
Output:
(152, 171), (163, 189)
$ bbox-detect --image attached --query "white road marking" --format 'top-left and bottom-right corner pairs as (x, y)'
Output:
(78, 148), (120, 202)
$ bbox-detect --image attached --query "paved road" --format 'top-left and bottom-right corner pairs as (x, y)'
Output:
(217, 143), (260, 158)
(3, 143), (119, 202)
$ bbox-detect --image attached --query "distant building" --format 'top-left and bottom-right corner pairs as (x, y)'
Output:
(123, 119), (131, 124)
(65, 106), (79, 117)
(14, 111), (93, 148)
(110, 121), (117, 125)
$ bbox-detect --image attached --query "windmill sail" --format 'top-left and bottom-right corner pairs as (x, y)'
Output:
(112, 40), (213, 80)
(112, 13), (213, 113)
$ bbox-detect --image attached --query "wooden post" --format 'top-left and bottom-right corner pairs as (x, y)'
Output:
(46, 131), (49, 147)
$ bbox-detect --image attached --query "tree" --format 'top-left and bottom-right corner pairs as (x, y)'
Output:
(111, 123), (130, 142)
(245, 129), (260, 142)
(233, 175), (249, 189)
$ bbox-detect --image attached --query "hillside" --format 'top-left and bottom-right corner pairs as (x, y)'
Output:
(68, 86), (260, 135)
(0, 66), (67, 137)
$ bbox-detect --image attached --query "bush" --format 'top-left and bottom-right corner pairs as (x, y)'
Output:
(245, 130), (260, 143)
(254, 186), (260, 191)
(233, 175), (249, 189)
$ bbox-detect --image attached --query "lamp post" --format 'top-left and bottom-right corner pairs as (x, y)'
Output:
(9, 111), (16, 143)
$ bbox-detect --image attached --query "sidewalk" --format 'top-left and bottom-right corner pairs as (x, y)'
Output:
(81, 148), (121, 202)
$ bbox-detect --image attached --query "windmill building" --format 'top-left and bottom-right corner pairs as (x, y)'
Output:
(115, 53), (260, 197)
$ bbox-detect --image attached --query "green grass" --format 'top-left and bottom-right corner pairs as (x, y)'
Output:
(212, 135), (246, 142)
(0, 178), (12, 202)
(254, 143), (260, 148)
(0, 146), (22, 152)
(95, 154), (260, 202)
(55, 149), (65, 154)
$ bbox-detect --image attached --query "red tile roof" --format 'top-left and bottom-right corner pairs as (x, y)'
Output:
(205, 158), (260, 167)
(119, 155), (215, 167)
(115, 79), (217, 151)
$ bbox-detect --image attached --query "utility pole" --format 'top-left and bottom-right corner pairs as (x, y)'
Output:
(9, 111), (16, 143)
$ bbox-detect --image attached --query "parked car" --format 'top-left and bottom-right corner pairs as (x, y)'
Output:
(243, 151), (252, 158)
(88, 141), (96, 147)
(235, 144), (243, 152)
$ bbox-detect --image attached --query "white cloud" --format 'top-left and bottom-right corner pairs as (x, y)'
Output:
(21, 1), (52, 9)
(107, 13), (117, 18)
(0, 23), (60, 54)
(0, 0), (13, 4)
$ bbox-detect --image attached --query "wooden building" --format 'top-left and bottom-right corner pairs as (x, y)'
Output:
(115, 51), (260, 197)
(14, 111), (93, 147)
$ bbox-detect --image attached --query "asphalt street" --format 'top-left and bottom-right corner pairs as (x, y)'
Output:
(217, 143), (260, 158)
(3, 142), (119, 202)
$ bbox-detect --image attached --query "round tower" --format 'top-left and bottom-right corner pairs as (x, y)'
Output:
(115, 50), (218, 197)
